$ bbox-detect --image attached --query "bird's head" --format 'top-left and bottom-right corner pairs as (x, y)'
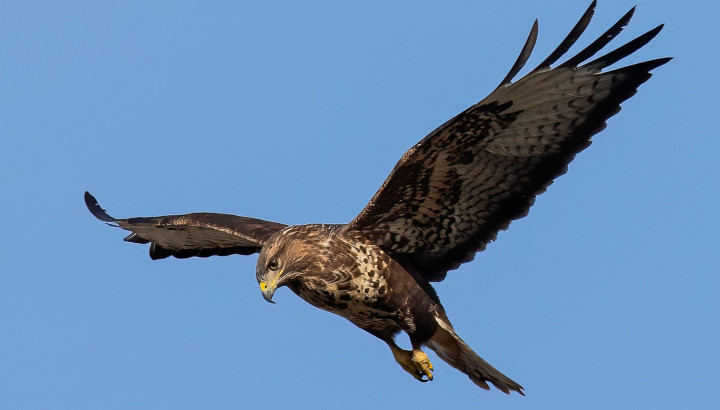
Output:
(256, 248), (294, 304)
(256, 227), (325, 303)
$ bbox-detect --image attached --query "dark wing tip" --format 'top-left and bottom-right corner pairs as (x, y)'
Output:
(496, 19), (539, 88)
(558, 5), (637, 69)
(615, 56), (672, 73)
(531, 0), (597, 72)
(498, 3), (665, 85)
(84, 191), (118, 224)
(656, 56), (673, 66)
(586, 23), (665, 69)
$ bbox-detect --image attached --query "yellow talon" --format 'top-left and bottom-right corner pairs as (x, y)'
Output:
(389, 343), (434, 382)
(412, 349), (434, 381)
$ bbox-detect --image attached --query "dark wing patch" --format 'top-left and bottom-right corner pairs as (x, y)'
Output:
(345, 5), (670, 282)
(85, 191), (286, 260)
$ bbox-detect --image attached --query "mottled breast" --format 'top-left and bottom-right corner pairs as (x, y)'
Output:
(290, 229), (411, 333)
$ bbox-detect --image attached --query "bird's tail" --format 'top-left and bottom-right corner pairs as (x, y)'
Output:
(425, 313), (524, 395)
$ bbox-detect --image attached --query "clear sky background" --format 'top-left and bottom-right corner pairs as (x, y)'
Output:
(1, 0), (717, 409)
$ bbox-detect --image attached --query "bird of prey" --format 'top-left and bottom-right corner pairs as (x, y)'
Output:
(85, 1), (668, 395)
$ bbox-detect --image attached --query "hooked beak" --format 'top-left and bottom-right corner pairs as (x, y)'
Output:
(259, 281), (276, 304)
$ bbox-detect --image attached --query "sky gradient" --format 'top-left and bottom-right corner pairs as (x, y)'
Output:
(1, 1), (718, 409)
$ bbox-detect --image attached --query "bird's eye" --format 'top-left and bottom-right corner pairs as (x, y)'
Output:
(268, 258), (279, 271)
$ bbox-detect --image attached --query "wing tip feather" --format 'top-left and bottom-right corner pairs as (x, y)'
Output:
(84, 191), (119, 225)
(496, 1), (661, 86)
(559, 6), (637, 68)
(531, 0), (597, 72)
(496, 19), (538, 88)
(586, 23), (665, 69)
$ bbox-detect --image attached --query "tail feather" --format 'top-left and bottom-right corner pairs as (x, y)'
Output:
(426, 316), (524, 395)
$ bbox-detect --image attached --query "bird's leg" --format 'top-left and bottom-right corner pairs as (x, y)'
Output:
(387, 340), (434, 382)
(388, 341), (423, 381)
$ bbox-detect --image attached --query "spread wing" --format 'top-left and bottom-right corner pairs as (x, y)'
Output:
(85, 191), (286, 260)
(345, 2), (670, 282)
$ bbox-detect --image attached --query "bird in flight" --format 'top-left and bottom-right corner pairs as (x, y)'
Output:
(86, 1), (668, 394)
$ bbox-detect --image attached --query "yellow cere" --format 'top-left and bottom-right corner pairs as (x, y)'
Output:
(260, 282), (268, 291)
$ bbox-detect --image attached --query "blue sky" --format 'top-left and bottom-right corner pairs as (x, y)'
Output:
(1, 0), (717, 409)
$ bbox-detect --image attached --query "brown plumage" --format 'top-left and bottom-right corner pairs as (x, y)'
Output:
(85, 1), (669, 395)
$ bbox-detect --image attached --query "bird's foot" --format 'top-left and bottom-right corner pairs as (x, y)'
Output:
(412, 349), (434, 381)
(390, 345), (433, 382)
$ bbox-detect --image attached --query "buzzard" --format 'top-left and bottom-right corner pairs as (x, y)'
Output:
(85, 1), (668, 395)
